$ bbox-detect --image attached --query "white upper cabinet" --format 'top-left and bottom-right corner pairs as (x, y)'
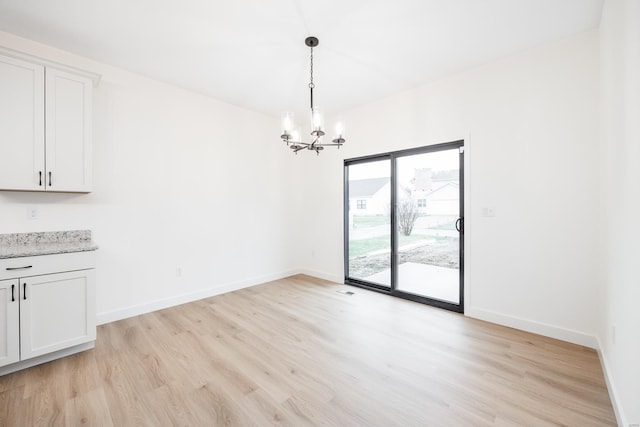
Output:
(0, 55), (45, 191)
(0, 48), (99, 193)
(45, 68), (93, 192)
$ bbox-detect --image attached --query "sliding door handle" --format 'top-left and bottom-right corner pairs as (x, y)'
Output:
(455, 217), (464, 233)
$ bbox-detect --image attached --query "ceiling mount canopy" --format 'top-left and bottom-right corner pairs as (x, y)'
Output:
(305, 36), (319, 48)
(280, 36), (345, 155)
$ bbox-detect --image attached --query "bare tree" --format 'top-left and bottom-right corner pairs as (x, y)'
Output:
(397, 198), (419, 236)
(397, 186), (419, 236)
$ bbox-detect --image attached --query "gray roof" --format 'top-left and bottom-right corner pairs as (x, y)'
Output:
(349, 177), (389, 198)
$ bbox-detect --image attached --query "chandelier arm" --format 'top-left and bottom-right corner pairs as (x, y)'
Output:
(284, 136), (311, 146)
(293, 145), (308, 153)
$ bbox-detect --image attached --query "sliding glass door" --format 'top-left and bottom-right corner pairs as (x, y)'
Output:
(345, 159), (391, 288)
(395, 148), (462, 305)
(344, 141), (464, 312)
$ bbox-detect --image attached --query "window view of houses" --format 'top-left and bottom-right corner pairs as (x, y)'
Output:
(347, 149), (461, 303)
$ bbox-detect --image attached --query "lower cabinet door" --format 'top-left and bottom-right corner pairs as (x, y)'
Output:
(20, 269), (96, 360)
(0, 279), (20, 367)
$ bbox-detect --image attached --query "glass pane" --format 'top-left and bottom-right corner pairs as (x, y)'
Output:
(347, 160), (391, 287)
(396, 149), (460, 303)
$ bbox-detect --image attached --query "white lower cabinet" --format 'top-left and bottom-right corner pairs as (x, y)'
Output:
(0, 252), (96, 373)
(20, 269), (96, 360)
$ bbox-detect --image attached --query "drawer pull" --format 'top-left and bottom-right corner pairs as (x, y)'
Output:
(49, 171), (52, 186)
(6, 265), (33, 271)
(39, 171), (42, 186)
(11, 284), (15, 302)
(23, 283), (26, 300)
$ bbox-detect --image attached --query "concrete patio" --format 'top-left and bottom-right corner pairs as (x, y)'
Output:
(364, 262), (460, 304)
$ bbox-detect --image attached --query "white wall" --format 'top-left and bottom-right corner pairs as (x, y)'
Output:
(1, 18), (633, 422)
(0, 31), (297, 323)
(296, 30), (601, 347)
(599, 0), (640, 424)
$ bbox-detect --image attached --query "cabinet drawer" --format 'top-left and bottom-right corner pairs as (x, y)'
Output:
(0, 251), (96, 280)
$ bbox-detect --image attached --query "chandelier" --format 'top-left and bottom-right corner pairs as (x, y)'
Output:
(280, 36), (346, 155)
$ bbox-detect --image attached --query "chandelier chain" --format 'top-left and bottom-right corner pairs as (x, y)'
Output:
(309, 46), (315, 89)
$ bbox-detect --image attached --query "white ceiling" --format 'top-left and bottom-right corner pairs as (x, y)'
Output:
(0, 0), (603, 118)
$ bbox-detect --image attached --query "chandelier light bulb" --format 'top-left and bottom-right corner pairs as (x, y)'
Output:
(335, 121), (344, 138)
(311, 107), (323, 133)
(282, 112), (294, 134)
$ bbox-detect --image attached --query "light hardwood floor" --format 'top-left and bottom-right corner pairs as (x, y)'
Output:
(0, 275), (616, 426)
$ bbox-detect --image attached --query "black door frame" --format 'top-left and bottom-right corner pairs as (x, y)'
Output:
(344, 140), (465, 313)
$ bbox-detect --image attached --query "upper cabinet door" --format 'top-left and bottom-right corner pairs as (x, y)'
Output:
(45, 67), (93, 192)
(0, 55), (45, 191)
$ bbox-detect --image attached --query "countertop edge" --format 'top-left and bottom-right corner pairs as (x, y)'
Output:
(0, 244), (99, 260)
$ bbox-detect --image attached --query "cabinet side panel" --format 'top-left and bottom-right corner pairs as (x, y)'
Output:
(0, 279), (20, 368)
(0, 55), (45, 191)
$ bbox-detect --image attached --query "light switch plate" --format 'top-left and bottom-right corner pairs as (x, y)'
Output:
(482, 207), (496, 217)
(26, 206), (39, 220)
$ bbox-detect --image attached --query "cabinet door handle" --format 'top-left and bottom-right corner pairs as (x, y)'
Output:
(11, 284), (15, 302)
(49, 171), (52, 186)
(39, 171), (42, 186)
(23, 283), (27, 300)
(6, 265), (32, 271)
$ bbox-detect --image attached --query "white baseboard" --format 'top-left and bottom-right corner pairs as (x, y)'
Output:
(296, 272), (599, 349)
(466, 307), (598, 349)
(296, 271), (599, 350)
(96, 269), (299, 325)
(596, 336), (627, 427)
(0, 342), (95, 376)
(296, 268), (342, 284)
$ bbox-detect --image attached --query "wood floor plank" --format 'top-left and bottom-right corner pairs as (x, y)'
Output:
(0, 275), (616, 426)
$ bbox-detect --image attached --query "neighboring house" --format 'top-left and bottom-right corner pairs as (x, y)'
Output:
(424, 181), (459, 215)
(350, 172), (458, 220)
(409, 168), (432, 214)
(409, 168), (459, 215)
(348, 177), (390, 228)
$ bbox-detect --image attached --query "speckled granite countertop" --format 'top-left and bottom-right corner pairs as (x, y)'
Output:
(0, 230), (98, 259)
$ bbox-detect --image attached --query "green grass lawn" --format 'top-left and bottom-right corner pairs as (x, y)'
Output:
(430, 220), (456, 230)
(349, 233), (427, 257)
(353, 215), (389, 228)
